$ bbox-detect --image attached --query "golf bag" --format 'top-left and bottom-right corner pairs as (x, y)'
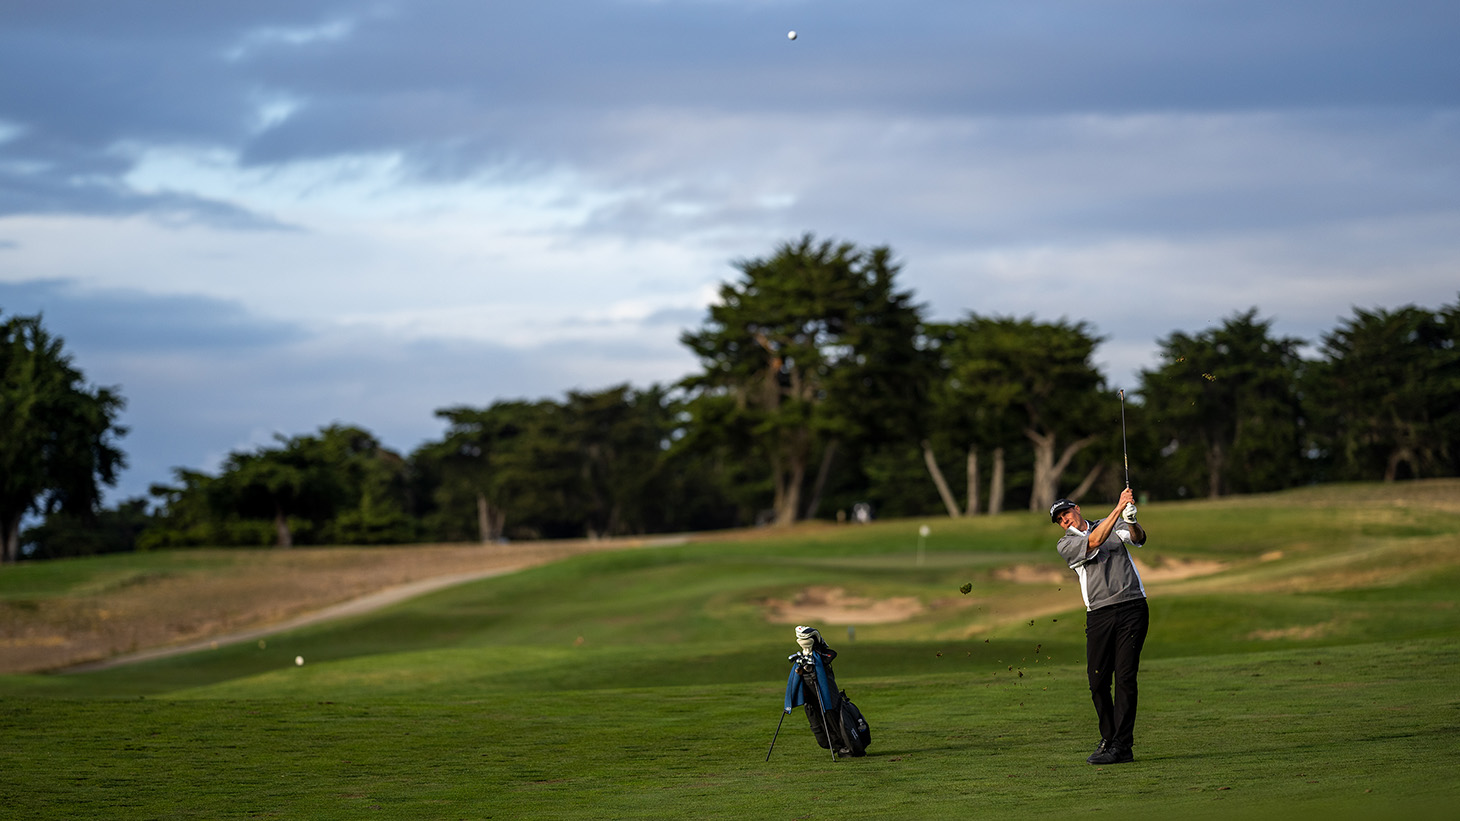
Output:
(780, 626), (871, 758)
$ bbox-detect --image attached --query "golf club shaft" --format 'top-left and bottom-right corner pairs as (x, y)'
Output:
(805, 658), (838, 761)
(1119, 389), (1130, 488)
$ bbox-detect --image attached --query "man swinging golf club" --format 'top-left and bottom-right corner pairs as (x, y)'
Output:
(1050, 484), (1148, 765)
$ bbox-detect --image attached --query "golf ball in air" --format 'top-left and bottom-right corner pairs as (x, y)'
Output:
(787, 30), (797, 40)
(295, 656), (304, 666)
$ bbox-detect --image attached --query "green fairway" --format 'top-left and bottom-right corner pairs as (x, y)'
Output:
(3, 482), (1459, 819)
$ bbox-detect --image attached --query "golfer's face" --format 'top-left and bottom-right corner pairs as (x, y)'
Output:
(1055, 507), (1083, 530)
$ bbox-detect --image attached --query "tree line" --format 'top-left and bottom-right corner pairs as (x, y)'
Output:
(6, 235), (1459, 561)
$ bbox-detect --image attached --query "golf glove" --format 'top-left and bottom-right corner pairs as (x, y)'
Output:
(1121, 503), (1138, 523)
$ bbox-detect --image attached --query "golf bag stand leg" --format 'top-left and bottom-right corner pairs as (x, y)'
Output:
(765, 710), (788, 761)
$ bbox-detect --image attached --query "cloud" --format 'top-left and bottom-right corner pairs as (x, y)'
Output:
(912, 214), (1460, 385)
(0, 280), (700, 501)
(3, 0), (1459, 505)
(0, 169), (297, 229)
(0, 279), (310, 351)
(4, 1), (1458, 226)
(223, 17), (359, 62)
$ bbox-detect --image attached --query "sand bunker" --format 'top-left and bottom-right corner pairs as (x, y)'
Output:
(993, 565), (1069, 584)
(761, 586), (925, 625)
(992, 557), (1225, 585)
(1133, 556), (1226, 581)
(760, 559), (1226, 627)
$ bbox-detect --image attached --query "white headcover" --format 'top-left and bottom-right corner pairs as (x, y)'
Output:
(795, 625), (820, 655)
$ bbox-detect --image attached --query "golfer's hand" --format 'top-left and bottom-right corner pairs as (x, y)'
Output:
(1117, 488), (1135, 510)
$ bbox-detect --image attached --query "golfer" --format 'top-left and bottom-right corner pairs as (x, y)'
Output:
(1049, 487), (1148, 765)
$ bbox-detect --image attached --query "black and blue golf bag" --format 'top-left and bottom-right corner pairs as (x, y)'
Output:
(781, 628), (871, 758)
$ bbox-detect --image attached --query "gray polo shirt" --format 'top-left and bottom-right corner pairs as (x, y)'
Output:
(1056, 517), (1146, 611)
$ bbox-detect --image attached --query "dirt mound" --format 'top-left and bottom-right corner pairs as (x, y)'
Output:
(761, 586), (925, 625)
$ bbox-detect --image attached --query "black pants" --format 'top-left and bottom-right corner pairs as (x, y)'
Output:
(1085, 597), (1149, 748)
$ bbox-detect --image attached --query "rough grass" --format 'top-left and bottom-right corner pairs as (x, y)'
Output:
(2, 480), (1459, 819)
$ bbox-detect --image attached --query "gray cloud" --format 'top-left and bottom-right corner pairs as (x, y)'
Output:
(0, 169), (298, 228)
(0, 280), (697, 501)
(4, 1), (1458, 224)
(0, 279), (310, 351)
(3, 0), (1459, 504)
(556, 107), (1460, 252)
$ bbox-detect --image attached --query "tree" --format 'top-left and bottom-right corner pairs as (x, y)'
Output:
(420, 403), (523, 543)
(1140, 309), (1305, 497)
(924, 318), (1037, 516)
(680, 235), (929, 525)
(1440, 295), (1460, 475)
(419, 387), (689, 541)
(22, 498), (151, 559)
(560, 384), (674, 538)
(219, 443), (319, 548)
(931, 316), (1109, 514)
(419, 399), (584, 541)
(314, 426), (417, 545)
(1305, 302), (1460, 481)
(146, 424), (415, 548)
(666, 387), (773, 527)
(1, 313), (126, 563)
(140, 469), (228, 549)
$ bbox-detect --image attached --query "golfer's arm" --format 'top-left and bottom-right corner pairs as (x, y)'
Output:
(1087, 503), (1125, 547)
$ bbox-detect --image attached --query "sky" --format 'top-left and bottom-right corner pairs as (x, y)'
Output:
(2, 0), (1458, 504)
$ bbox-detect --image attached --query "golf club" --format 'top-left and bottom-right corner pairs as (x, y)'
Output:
(1119, 389), (1130, 489)
(803, 654), (839, 761)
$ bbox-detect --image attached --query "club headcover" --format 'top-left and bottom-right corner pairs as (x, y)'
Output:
(795, 625), (821, 654)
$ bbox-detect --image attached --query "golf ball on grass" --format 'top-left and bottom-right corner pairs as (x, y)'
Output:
(295, 655), (304, 666)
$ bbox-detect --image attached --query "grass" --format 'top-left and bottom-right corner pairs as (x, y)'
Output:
(2, 480), (1459, 819)
(0, 541), (602, 673)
